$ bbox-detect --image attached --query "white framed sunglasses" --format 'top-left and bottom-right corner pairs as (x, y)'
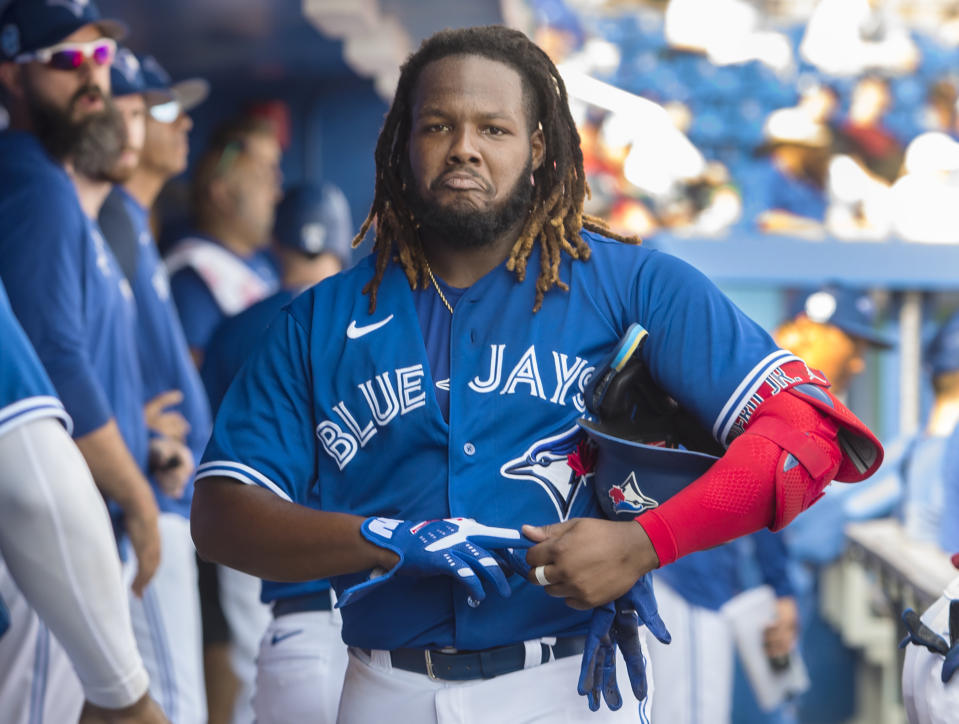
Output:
(148, 99), (183, 124)
(15, 38), (117, 71)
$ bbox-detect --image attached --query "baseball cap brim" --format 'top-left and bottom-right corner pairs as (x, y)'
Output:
(831, 321), (896, 349)
(172, 78), (209, 112)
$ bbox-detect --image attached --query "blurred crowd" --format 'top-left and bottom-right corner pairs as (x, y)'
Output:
(534, 0), (959, 243)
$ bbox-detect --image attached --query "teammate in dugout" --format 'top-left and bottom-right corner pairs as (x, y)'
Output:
(191, 26), (884, 722)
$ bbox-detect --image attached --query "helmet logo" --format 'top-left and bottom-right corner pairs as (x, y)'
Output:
(607, 471), (658, 515)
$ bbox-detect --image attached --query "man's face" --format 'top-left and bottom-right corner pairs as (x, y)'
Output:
(775, 317), (866, 394)
(20, 25), (111, 123)
(141, 107), (192, 178)
(405, 54), (544, 249)
(109, 93), (145, 182)
(223, 132), (283, 248)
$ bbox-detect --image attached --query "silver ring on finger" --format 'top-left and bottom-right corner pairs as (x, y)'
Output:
(533, 564), (552, 586)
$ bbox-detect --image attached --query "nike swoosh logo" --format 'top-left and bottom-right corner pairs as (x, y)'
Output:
(271, 629), (303, 646)
(346, 315), (394, 339)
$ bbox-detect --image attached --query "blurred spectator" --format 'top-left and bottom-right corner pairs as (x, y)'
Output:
(0, 1), (164, 717)
(920, 76), (959, 136)
(750, 113), (831, 237)
(664, 0), (794, 74)
(775, 286), (896, 724)
(800, 0), (920, 77)
(98, 49), (211, 724)
(889, 131), (959, 243)
(164, 113), (283, 724)
(164, 115), (283, 365)
(899, 310), (959, 545)
(835, 75), (903, 183)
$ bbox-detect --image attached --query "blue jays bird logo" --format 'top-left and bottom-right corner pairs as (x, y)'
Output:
(500, 425), (589, 520)
(607, 471), (659, 516)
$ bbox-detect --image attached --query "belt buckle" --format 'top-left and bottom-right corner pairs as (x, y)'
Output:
(424, 649), (438, 680)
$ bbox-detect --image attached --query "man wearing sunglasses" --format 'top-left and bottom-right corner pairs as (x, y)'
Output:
(0, 2), (167, 721)
(97, 48), (212, 724)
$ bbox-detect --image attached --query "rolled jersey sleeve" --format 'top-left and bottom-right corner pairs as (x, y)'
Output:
(196, 309), (317, 504)
(0, 180), (113, 437)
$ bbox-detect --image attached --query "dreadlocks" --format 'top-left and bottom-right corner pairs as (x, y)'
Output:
(354, 25), (638, 313)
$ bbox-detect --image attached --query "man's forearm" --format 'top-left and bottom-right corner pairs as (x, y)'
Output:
(75, 419), (154, 511)
(191, 477), (399, 581)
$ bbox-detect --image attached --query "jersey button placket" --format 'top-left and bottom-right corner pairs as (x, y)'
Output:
(463, 442), (475, 456)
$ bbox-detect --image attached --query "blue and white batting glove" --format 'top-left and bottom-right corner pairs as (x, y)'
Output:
(901, 605), (959, 683)
(577, 574), (671, 711)
(337, 517), (532, 608)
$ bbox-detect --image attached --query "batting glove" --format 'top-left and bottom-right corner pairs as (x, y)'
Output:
(577, 574), (671, 712)
(337, 517), (532, 608)
(900, 605), (959, 683)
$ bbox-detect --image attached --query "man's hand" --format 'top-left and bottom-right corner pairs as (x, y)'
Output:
(143, 390), (189, 443)
(337, 517), (532, 608)
(763, 596), (799, 661)
(148, 436), (195, 499)
(124, 492), (161, 599)
(522, 518), (659, 609)
(79, 693), (169, 723)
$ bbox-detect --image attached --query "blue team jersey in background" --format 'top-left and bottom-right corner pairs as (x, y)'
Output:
(168, 237), (279, 353)
(199, 231), (799, 650)
(0, 279), (71, 438)
(0, 133), (147, 481)
(106, 187), (213, 518)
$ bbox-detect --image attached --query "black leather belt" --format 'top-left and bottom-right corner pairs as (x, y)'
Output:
(361, 635), (586, 681)
(272, 590), (333, 617)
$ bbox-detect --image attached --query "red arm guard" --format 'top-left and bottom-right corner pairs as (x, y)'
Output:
(637, 383), (883, 566)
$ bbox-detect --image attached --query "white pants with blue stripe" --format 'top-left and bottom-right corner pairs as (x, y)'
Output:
(648, 579), (733, 724)
(0, 560), (83, 724)
(125, 513), (206, 724)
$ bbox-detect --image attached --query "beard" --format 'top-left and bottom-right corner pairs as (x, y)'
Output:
(404, 155), (534, 250)
(25, 83), (126, 182)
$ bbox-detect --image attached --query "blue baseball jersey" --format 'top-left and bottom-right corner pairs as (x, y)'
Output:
(198, 230), (803, 651)
(656, 529), (794, 611)
(0, 133), (147, 479)
(104, 188), (213, 518)
(167, 237), (279, 353)
(0, 279), (71, 439)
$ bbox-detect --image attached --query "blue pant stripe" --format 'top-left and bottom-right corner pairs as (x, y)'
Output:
(29, 623), (49, 724)
(144, 587), (177, 721)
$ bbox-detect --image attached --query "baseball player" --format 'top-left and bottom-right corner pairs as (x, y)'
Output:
(200, 183), (353, 723)
(0, 277), (167, 723)
(165, 114), (283, 366)
(0, 0), (163, 597)
(96, 49), (212, 723)
(191, 26), (882, 723)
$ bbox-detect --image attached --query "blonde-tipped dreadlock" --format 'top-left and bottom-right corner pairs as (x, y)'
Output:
(352, 25), (639, 313)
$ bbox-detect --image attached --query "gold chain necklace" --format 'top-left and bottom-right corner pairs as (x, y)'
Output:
(424, 258), (454, 315)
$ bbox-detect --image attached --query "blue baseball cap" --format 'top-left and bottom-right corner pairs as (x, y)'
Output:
(274, 184), (353, 265)
(0, 0), (126, 61)
(138, 54), (208, 112)
(110, 47), (144, 97)
(926, 310), (959, 378)
(577, 418), (718, 521)
(795, 286), (895, 349)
